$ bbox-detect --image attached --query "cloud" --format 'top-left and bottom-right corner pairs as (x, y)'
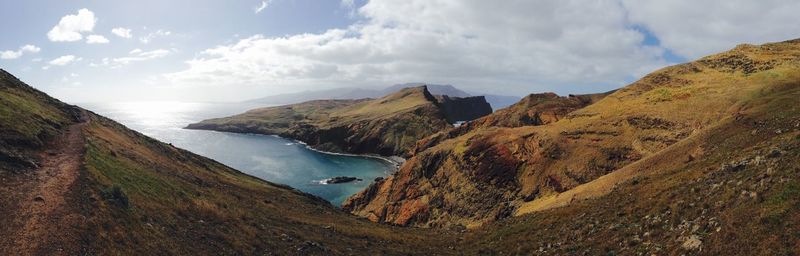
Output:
(48, 55), (81, 66)
(47, 9), (97, 42)
(340, 0), (355, 8)
(167, 0), (800, 97)
(111, 27), (133, 38)
(255, 1), (270, 14)
(167, 1), (667, 95)
(86, 35), (110, 44)
(1, 44), (41, 60)
(139, 30), (171, 44)
(621, 0), (800, 59)
(114, 49), (171, 65)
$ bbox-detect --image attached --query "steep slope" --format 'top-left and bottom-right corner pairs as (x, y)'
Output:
(188, 86), (491, 157)
(435, 95), (493, 123)
(344, 39), (800, 229)
(0, 70), (454, 255)
(411, 91), (611, 156)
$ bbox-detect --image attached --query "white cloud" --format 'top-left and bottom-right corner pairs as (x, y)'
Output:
(48, 55), (81, 66)
(86, 34), (110, 44)
(139, 29), (171, 44)
(165, 0), (800, 98)
(47, 9), (96, 42)
(20, 45), (41, 53)
(111, 27), (133, 38)
(0, 51), (22, 60)
(1, 44), (41, 60)
(89, 57), (110, 67)
(255, 1), (270, 13)
(114, 49), (171, 65)
(622, 0), (800, 59)
(167, 0), (667, 95)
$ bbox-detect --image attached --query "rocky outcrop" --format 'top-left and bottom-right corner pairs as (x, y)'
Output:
(410, 91), (611, 156)
(434, 95), (492, 123)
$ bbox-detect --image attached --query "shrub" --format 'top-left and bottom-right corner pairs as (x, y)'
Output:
(102, 185), (130, 209)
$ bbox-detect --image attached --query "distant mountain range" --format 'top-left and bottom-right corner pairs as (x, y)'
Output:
(244, 83), (520, 111)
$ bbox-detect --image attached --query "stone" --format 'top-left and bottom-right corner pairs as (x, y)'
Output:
(682, 235), (702, 250)
(325, 176), (361, 184)
(766, 148), (782, 158)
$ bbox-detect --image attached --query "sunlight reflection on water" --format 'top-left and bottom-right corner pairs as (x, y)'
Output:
(80, 101), (394, 206)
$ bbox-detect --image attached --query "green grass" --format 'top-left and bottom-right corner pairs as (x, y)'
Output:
(0, 89), (70, 141)
(762, 181), (800, 225)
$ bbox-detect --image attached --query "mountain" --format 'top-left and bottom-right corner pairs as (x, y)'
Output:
(380, 83), (471, 98)
(188, 86), (492, 157)
(0, 69), (463, 255)
(2, 39), (799, 255)
(245, 83), (519, 111)
(342, 37), (800, 252)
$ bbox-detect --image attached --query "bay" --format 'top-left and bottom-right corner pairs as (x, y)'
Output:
(80, 101), (393, 206)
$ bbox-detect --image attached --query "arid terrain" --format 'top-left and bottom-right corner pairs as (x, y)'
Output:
(0, 39), (799, 255)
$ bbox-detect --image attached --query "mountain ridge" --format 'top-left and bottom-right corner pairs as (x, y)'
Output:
(188, 86), (492, 157)
(343, 38), (800, 231)
(245, 83), (520, 111)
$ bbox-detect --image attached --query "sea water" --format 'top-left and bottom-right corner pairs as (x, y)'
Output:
(80, 101), (394, 206)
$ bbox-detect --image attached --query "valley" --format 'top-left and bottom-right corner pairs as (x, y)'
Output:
(0, 39), (798, 255)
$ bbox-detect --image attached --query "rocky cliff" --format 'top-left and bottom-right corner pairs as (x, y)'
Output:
(188, 86), (491, 157)
(343, 39), (800, 229)
(434, 95), (493, 123)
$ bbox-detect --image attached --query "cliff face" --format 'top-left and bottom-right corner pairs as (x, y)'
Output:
(188, 86), (490, 157)
(344, 39), (800, 228)
(434, 95), (493, 123)
(411, 91), (611, 156)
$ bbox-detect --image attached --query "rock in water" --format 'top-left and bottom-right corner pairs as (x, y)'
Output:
(326, 176), (362, 184)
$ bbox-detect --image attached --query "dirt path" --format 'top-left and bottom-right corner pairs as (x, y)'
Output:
(6, 111), (89, 255)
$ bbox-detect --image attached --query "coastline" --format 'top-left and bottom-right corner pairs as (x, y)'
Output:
(186, 127), (406, 170)
(299, 141), (405, 169)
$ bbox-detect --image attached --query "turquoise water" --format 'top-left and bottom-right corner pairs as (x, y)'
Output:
(80, 101), (394, 206)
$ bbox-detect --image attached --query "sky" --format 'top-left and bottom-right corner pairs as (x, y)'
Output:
(1, 0), (800, 103)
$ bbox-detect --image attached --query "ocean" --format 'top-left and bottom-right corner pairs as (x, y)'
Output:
(79, 101), (394, 206)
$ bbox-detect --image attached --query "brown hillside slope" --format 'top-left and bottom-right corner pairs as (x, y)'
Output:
(0, 70), (454, 255)
(188, 86), (490, 157)
(344, 39), (800, 229)
(411, 91), (611, 156)
(461, 90), (800, 254)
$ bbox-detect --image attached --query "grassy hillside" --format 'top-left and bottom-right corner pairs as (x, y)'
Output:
(79, 114), (455, 255)
(344, 39), (800, 230)
(0, 70), (80, 172)
(1, 36), (799, 255)
(0, 69), (456, 255)
(188, 86), (490, 156)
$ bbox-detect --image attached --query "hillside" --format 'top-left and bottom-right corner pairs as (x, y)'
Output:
(1, 36), (799, 254)
(245, 83), (520, 111)
(343, 38), (800, 235)
(411, 91), (612, 155)
(0, 70), (460, 255)
(188, 86), (491, 157)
